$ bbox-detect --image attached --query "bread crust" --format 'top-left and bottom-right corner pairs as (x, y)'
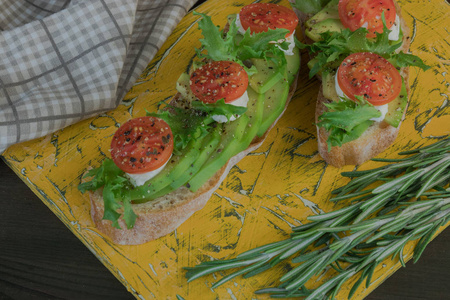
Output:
(88, 72), (299, 245)
(293, 0), (411, 167)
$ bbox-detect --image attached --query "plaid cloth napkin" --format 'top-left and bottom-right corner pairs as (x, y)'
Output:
(0, 0), (197, 153)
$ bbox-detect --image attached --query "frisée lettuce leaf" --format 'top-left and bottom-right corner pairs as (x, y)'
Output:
(317, 96), (381, 150)
(78, 159), (136, 229)
(193, 11), (289, 76)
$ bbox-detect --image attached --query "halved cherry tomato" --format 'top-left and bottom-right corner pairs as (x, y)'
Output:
(190, 61), (248, 104)
(111, 116), (174, 174)
(338, 0), (397, 38)
(239, 3), (298, 37)
(337, 52), (402, 106)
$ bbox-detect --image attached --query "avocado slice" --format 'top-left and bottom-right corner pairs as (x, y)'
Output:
(384, 79), (408, 128)
(188, 113), (250, 192)
(248, 58), (284, 94)
(169, 128), (221, 190)
(305, 0), (345, 42)
(257, 77), (290, 137)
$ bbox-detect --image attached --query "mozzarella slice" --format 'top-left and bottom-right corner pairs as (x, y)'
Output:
(388, 15), (401, 41)
(334, 70), (388, 122)
(235, 14), (247, 35)
(126, 159), (170, 187)
(212, 91), (249, 123)
(275, 32), (296, 56)
(235, 14), (295, 56)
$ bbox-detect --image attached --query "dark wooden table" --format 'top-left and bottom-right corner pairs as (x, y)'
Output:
(1, 158), (449, 300)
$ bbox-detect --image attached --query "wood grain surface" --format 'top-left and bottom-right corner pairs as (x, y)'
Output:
(1, 0), (449, 299)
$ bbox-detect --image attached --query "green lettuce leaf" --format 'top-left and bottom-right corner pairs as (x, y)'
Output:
(317, 96), (381, 150)
(390, 51), (430, 70)
(291, 0), (332, 15)
(78, 159), (136, 229)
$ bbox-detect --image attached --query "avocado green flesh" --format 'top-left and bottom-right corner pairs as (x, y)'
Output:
(257, 78), (290, 137)
(169, 129), (221, 190)
(129, 48), (300, 201)
(384, 79), (408, 128)
(188, 114), (250, 192)
(305, 0), (343, 42)
(249, 58), (284, 94)
(321, 70), (407, 128)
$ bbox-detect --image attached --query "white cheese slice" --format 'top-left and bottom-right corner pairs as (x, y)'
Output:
(235, 13), (247, 35)
(126, 158), (170, 187)
(212, 91), (249, 123)
(388, 15), (401, 41)
(334, 70), (388, 122)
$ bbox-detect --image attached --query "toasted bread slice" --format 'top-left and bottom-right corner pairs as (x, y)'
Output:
(88, 73), (299, 245)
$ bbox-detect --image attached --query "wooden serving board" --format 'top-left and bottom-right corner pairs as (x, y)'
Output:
(2, 0), (449, 299)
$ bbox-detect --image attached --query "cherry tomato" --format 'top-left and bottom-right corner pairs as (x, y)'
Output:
(337, 52), (402, 106)
(111, 117), (174, 174)
(190, 61), (248, 104)
(239, 3), (298, 37)
(338, 0), (397, 38)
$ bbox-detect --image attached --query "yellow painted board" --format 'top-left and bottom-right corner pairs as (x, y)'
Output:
(2, 0), (449, 299)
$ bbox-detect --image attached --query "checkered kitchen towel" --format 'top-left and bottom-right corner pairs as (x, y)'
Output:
(0, 0), (197, 153)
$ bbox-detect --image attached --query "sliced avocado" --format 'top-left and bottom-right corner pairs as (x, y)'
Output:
(384, 79), (408, 128)
(305, 0), (345, 42)
(169, 128), (221, 190)
(176, 72), (197, 102)
(241, 88), (265, 145)
(286, 47), (301, 84)
(249, 58), (284, 94)
(256, 77), (290, 137)
(322, 70), (339, 102)
(188, 114), (250, 192)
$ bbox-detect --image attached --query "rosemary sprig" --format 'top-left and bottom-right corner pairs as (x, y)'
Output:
(184, 137), (450, 299)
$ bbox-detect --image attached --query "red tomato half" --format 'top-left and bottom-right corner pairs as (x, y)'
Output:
(239, 3), (298, 36)
(111, 117), (174, 174)
(190, 61), (248, 104)
(337, 52), (402, 106)
(338, 0), (397, 38)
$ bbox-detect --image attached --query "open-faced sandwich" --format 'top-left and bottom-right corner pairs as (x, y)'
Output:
(78, 3), (301, 245)
(290, 0), (429, 167)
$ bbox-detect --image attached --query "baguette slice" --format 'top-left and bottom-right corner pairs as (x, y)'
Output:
(88, 73), (299, 245)
(292, 0), (412, 167)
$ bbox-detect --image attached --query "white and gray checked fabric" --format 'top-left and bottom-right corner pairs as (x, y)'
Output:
(0, 0), (197, 153)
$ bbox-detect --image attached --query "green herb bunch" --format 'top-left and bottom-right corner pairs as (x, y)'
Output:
(185, 137), (450, 299)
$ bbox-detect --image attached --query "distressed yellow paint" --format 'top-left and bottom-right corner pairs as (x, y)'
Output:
(2, 0), (449, 299)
